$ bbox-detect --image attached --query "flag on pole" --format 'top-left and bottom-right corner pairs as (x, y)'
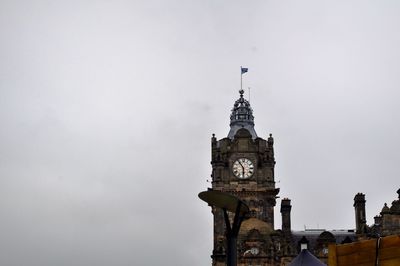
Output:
(241, 67), (248, 74)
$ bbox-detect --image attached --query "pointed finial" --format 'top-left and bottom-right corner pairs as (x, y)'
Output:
(268, 133), (274, 146)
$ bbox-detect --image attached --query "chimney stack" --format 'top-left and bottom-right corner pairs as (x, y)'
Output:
(280, 198), (292, 236)
(354, 193), (367, 234)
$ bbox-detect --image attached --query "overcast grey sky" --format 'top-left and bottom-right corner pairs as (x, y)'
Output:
(1, 1), (400, 265)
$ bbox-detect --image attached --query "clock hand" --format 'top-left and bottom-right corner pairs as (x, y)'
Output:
(238, 161), (245, 176)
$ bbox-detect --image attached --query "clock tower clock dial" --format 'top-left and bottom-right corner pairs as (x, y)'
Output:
(232, 158), (254, 179)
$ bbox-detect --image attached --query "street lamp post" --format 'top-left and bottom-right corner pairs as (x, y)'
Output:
(199, 190), (249, 266)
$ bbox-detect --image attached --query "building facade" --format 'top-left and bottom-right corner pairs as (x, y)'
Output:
(210, 89), (290, 265)
(361, 189), (400, 237)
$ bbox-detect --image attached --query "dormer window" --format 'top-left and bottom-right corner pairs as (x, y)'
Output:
(322, 247), (328, 255)
(299, 236), (309, 251)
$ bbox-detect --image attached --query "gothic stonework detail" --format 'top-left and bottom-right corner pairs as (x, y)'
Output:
(210, 91), (290, 266)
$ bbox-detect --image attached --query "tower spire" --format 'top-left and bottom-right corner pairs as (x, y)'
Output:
(227, 90), (257, 139)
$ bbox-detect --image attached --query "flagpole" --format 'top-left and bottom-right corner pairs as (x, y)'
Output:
(240, 66), (242, 91)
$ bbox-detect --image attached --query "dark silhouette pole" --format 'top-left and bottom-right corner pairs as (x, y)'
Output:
(199, 190), (249, 266)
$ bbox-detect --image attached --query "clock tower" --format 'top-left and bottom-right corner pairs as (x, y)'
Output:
(210, 90), (283, 266)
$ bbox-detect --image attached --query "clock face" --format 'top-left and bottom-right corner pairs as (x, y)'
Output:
(250, 247), (259, 255)
(232, 158), (254, 179)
